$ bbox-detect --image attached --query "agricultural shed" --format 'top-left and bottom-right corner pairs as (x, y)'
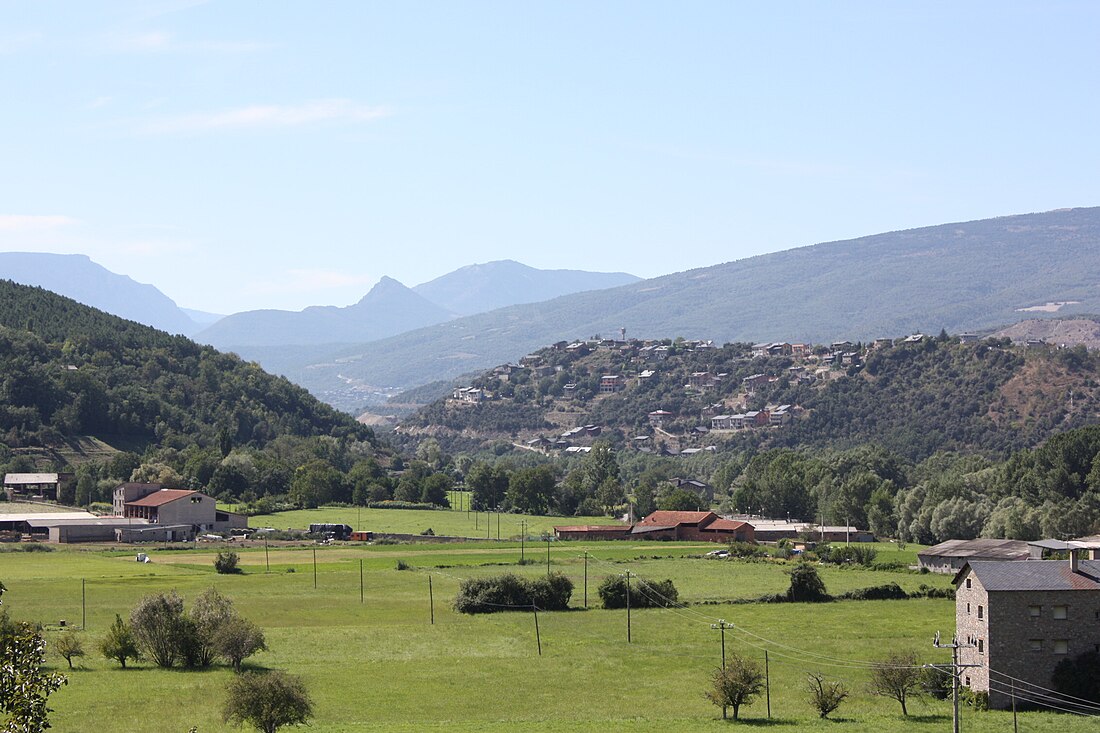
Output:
(918, 538), (1030, 573)
(553, 525), (632, 540)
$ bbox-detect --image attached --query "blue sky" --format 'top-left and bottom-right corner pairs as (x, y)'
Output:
(2, 1), (1099, 314)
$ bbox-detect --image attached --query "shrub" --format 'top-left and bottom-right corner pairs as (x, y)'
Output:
(786, 563), (831, 602)
(826, 545), (878, 566)
(214, 551), (241, 575)
(99, 614), (140, 669)
(597, 575), (679, 609)
(395, 560), (411, 571)
(726, 541), (768, 558)
(837, 583), (908, 601)
(806, 673), (849, 718)
(367, 501), (437, 511)
(54, 631), (85, 669)
(528, 574), (574, 611)
(129, 591), (189, 668)
(704, 655), (765, 720)
(214, 616), (267, 673)
(453, 573), (572, 613)
(223, 670), (313, 733)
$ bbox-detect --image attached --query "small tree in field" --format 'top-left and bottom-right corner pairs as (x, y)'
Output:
(215, 615), (267, 673)
(130, 591), (188, 668)
(99, 614), (141, 669)
(223, 671), (313, 733)
(54, 631), (85, 669)
(806, 673), (849, 718)
(868, 650), (922, 715)
(704, 654), (765, 720)
(190, 588), (236, 668)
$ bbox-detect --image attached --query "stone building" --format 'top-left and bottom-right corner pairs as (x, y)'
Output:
(954, 555), (1100, 709)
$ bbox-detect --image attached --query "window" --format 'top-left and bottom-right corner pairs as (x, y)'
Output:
(1053, 605), (1068, 620)
(1054, 640), (1069, 655)
(965, 676), (971, 686)
(1029, 639), (1043, 652)
(967, 603), (971, 614)
(978, 639), (984, 654)
(966, 578), (972, 589)
(977, 605), (984, 619)
(1029, 605), (1041, 618)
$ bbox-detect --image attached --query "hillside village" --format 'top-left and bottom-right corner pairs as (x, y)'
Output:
(403, 330), (1088, 460)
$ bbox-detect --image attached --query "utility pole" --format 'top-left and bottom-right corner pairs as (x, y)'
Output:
(546, 537), (551, 575)
(765, 650), (771, 718)
(264, 536), (270, 573)
(81, 578), (86, 630)
(711, 618), (731, 720)
(313, 548), (318, 589)
(359, 558), (364, 604)
(711, 619), (730, 668)
(532, 605), (542, 656)
(496, 508), (500, 540)
(520, 520), (526, 561)
(429, 575), (435, 625)
(933, 631), (979, 733)
(583, 551), (588, 608)
(625, 571), (633, 643)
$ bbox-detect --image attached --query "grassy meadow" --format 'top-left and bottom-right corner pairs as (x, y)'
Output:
(247, 501), (613, 539)
(2, 523), (1095, 732)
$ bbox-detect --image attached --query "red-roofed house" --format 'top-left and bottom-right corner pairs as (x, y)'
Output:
(633, 511), (754, 543)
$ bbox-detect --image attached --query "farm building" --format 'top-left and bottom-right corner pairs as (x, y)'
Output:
(631, 511), (755, 543)
(3, 472), (72, 502)
(955, 553), (1100, 709)
(918, 539), (1030, 574)
(553, 525), (632, 540)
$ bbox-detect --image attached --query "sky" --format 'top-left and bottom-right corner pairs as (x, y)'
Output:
(2, 1), (1100, 315)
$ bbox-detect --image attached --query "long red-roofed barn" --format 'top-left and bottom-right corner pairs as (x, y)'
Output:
(554, 511), (754, 543)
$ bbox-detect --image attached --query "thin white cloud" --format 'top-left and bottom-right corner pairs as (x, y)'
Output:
(0, 215), (78, 232)
(106, 30), (268, 54)
(145, 99), (392, 134)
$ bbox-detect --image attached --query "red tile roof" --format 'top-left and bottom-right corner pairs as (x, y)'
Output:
(637, 511), (717, 526)
(125, 489), (200, 507)
(704, 519), (749, 532)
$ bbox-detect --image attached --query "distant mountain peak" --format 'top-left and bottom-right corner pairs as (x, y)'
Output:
(412, 260), (641, 316)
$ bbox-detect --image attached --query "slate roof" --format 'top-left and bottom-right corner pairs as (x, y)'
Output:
(956, 560), (1100, 591)
(3, 473), (59, 485)
(917, 538), (1030, 561)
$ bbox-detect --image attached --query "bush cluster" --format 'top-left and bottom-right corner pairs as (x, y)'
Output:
(835, 583), (907, 601)
(597, 575), (679, 609)
(453, 573), (573, 613)
(127, 589), (266, 672)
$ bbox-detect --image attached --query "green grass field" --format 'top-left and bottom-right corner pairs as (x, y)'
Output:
(3, 537), (1097, 733)
(247, 503), (615, 539)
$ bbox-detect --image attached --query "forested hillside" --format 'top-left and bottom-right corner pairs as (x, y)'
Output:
(0, 280), (408, 509)
(403, 334), (1098, 461)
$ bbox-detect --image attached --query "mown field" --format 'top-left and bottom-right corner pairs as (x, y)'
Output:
(3, 532), (1097, 733)
(247, 501), (612, 539)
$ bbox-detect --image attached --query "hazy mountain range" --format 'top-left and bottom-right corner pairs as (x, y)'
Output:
(0, 252), (208, 335)
(5, 207), (1100, 414)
